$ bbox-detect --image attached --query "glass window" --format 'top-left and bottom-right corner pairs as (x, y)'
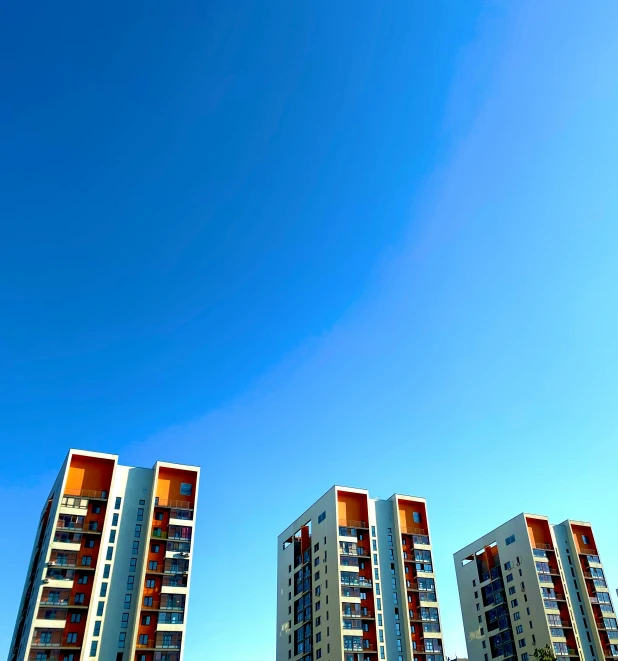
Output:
(100, 583), (108, 597)
(118, 632), (126, 648)
(121, 612), (129, 628)
(115, 497), (122, 510)
(137, 508), (144, 521)
(179, 483), (192, 496)
(506, 535), (516, 545)
(112, 513), (119, 526)
(89, 641), (98, 657)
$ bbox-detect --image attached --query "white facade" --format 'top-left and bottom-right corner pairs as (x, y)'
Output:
(277, 486), (445, 661)
(454, 513), (617, 661)
(9, 449), (199, 661)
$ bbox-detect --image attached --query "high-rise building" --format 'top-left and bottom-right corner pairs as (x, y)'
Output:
(276, 486), (445, 661)
(454, 513), (617, 661)
(9, 449), (200, 661)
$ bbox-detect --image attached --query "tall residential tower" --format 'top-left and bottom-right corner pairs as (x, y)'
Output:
(9, 449), (200, 661)
(454, 514), (617, 661)
(276, 486), (445, 661)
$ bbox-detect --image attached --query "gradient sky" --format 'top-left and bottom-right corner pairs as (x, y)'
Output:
(2, 1), (618, 658)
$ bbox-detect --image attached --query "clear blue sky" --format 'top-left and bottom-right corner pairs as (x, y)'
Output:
(2, 1), (618, 658)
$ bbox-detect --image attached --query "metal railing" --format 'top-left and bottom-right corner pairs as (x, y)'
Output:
(401, 527), (427, 537)
(338, 520), (368, 529)
(535, 543), (553, 551)
(63, 489), (108, 500)
(155, 498), (192, 510)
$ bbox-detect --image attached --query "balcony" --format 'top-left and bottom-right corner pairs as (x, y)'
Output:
(31, 633), (81, 649)
(401, 527), (428, 537)
(151, 528), (168, 539)
(342, 610), (374, 619)
(339, 519), (369, 529)
(535, 543), (554, 551)
(63, 488), (108, 500)
(155, 498), (192, 510)
(413, 645), (444, 654)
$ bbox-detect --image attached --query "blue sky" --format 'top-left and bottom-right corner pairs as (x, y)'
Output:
(2, 1), (618, 658)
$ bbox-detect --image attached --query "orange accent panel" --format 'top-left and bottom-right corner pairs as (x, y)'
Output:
(65, 454), (114, 494)
(398, 500), (427, 535)
(571, 524), (597, 553)
(337, 491), (368, 524)
(526, 517), (552, 548)
(155, 467), (197, 505)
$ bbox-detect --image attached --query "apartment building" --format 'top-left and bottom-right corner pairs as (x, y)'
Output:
(9, 449), (199, 661)
(276, 486), (445, 661)
(454, 514), (617, 661)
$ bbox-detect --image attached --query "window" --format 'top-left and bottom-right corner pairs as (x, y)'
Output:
(81, 555), (92, 566)
(518, 639), (527, 648)
(115, 497), (122, 510)
(100, 583), (108, 597)
(103, 564), (110, 578)
(89, 641), (98, 657)
(124, 594), (132, 608)
(93, 621), (101, 636)
(514, 612), (521, 621)
(180, 483), (192, 496)
(78, 575), (89, 585)
(509, 587), (516, 595)
(146, 579), (156, 588)
(139, 499), (145, 505)
(135, 525), (142, 538)
(121, 612), (129, 628)
(85, 539), (95, 548)
(132, 541), (139, 555)
(109, 530), (117, 543)
(130, 558), (137, 571)
(155, 512), (164, 521)
(92, 505), (101, 514)
(582, 535), (590, 545)
(67, 633), (78, 643)
(149, 561), (158, 570)
(506, 535), (516, 546)
(413, 511), (422, 524)
(70, 613), (81, 623)
(504, 561), (512, 570)
(507, 573), (513, 583)
(112, 513), (119, 526)
(139, 634), (148, 645)
(316, 650), (322, 659)
(144, 596), (153, 606)
(151, 543), (160, 553)
(137, 508), (144, 521)
(97, 602), (104, 616)
(74, 593), (85, 604)
(318, 511), (326, 524)
(118, 632), (126, 648)
(522, 654), (529, 661)
(516, 625), (524, 634)
(106, 547), (113, 561)
(142, 615), (151, 625)
(511, 599), (518, 607)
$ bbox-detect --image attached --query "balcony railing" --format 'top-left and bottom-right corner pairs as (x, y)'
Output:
(535, 543), (554, 551)
(339, 520), (368, 529)
(151, 528), (168, 539)
(155, 498), (192, 510)
(579, 548), (597, 555)
(31, 635), (81, 648)
(342, 610), (374, 618)
(63, 489), (108, 500)
(401, 527), (428, 537)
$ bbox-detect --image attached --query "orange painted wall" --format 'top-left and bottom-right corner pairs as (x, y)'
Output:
(398, 500), (427, 534)
(571, 524), (596, 552)
(337, 491), (368, 524)
(65, 455), (114, 494)
(155, 467), (197, 506)
(526, 518), (552, 548)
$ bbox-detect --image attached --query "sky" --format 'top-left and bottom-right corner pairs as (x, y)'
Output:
(2, 1), (618, 658)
